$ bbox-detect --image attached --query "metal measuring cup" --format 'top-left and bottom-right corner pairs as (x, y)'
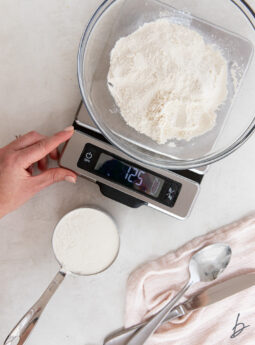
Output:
(4, 208), (120, 345)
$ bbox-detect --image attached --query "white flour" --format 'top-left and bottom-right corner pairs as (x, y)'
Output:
(108, 19), (228, 144)
(52, 208), (119, 275)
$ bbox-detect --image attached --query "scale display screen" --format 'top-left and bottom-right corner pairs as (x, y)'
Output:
(94, 153), (164, 198)
(77, 143), (182, 207)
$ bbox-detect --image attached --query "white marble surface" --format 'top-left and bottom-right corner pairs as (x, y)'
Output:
(0, 1), (254, 344)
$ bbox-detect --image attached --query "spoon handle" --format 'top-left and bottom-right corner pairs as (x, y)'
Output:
(104, 306), (185, 345)
(127, 280), (192, 345)
(4, 271), (66, 345)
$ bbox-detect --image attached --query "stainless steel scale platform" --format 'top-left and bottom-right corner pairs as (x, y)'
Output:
(60, 103), (206, 219)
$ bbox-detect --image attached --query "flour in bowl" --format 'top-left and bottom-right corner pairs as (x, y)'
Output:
(52, 208), (119, 275)
(107, 19), (228, 144)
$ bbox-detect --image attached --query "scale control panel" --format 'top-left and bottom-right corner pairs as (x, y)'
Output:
(78, 143), (182, 208)
(59, 129), (201, 219)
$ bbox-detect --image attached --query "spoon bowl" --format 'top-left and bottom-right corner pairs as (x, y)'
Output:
(189, 243), (232, 283)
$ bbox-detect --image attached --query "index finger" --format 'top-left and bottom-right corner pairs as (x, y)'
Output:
(19, 126), (74, 168)
(8, 132), (58, 159)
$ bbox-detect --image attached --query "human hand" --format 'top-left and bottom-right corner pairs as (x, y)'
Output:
(0, 126), (77, 219)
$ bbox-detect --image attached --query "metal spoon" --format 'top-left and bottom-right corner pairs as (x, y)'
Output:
(127, 243), (232, 345)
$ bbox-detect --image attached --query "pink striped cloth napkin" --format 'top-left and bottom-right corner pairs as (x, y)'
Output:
(125, 214), (255, 345)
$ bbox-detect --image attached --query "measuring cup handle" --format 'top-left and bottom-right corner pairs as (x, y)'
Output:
(4, 271), (66, 345)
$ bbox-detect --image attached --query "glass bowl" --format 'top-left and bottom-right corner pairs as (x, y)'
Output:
(78, 0), (255, 169)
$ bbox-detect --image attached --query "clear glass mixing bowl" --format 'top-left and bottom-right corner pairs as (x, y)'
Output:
(78, 0), (255, 169)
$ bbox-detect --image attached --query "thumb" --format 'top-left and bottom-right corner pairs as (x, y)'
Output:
(33, 168), (77, 190)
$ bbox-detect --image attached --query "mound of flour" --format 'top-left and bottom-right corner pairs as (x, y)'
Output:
(107, 19), (228, 144)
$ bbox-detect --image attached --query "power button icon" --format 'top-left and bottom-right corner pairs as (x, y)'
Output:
(85, 152), (93, 160)
(78, 144), (100, 172)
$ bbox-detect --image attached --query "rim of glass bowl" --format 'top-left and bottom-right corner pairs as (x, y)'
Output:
(77, 0), (255, 170)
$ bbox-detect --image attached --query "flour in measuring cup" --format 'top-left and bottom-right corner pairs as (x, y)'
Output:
(52, 208), (119, 275)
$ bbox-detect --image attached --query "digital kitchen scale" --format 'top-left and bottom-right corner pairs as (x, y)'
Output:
(60, 102), (206, 219)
